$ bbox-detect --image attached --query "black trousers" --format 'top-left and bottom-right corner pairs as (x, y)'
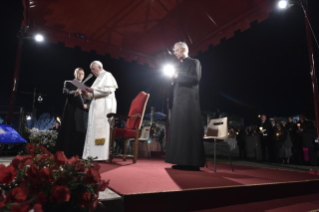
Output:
(260, 139), (267, 162)
(260, 138), (275, 162)
(238, 142), (246, 159)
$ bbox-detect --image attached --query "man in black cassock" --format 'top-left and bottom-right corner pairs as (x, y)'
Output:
(165, 42), (205, 171)
(55, 68), (89, 158)
(258, 115), (272, 162)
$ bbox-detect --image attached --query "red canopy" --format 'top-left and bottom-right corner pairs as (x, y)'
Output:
(22, 0), (277, 67)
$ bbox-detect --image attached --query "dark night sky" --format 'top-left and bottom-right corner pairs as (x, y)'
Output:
(1, 0), (319, 126)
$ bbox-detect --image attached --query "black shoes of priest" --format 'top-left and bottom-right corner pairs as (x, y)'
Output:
(172, 165), (200, 171)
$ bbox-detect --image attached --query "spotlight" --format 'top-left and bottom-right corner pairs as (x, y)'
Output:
(26, 115), (31, 120)
(38, 96), (43, 102)
(278, 0), (288, 9)
(35, 34), (44, 42)
(163, 65), (175, 77)
(56, 117), (61, 123)
(258, 115), (261, 118)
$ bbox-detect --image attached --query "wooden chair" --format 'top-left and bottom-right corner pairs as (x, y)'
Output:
(107, 92), (150, 163)
(203, 117), (234, 172)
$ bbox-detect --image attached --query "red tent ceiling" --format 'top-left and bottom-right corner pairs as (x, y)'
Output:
(22, 0), (277, 67)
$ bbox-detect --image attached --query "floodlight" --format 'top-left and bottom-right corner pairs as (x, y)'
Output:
(278, 0), (288, 9)
(35, 34), (44, 42)
(163, 65), (175, 77)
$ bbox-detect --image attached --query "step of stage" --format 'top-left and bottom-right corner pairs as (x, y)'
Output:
(195, 193), (319, 212)
(98, 159), (319, 212)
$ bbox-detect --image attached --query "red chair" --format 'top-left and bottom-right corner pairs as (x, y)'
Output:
(107, 92), (150, 163)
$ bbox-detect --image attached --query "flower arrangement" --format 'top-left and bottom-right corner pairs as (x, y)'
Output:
(0, 144), (108, 212)
(27, 128), (58, 153)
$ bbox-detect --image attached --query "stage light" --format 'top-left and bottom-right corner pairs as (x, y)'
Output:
(35, 34), (44, 42)
(38, 95), (43, 102)
(278, 0), (288, 9)
(26, 115), (31, 120)
(163, 65), (175, 77)
(57, 117), (61, 123)
(258, 115), (261, 118)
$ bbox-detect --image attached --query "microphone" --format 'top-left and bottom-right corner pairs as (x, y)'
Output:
(82, 74), (93, 84)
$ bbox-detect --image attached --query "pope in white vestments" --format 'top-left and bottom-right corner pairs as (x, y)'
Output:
(82, 61), (118, 161)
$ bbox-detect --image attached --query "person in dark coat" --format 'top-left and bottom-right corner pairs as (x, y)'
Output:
(55, 68), (90, 158)
(296, 114), (318, 166)
(49, 122), (60, 133)
(274, 123), (292, 164)
(236, 126), (247, 159)
(165, 42), (205, 171)
(268, 118), (277, 162)
(258, 115), (272, 162)
(286, 116), (300, 164)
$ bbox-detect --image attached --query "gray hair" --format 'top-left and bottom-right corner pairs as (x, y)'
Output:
(90, 60), (103, 69)
(174, 42), (189, 54)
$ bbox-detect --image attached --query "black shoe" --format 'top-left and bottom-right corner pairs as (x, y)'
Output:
(172, 165), (200, 171)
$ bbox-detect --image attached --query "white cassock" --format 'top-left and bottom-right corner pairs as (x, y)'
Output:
(82, 70), (118, 161)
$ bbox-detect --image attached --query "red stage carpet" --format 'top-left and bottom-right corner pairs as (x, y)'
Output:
(99, 159), (319, 212)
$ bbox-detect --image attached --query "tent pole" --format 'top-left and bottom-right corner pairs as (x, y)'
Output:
(303, 0), (319, 136)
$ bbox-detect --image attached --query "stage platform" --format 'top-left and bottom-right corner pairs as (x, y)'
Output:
(99, 159), (319, 212)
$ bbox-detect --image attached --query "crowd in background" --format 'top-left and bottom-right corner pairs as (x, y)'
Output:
(230, 114), (319, 166)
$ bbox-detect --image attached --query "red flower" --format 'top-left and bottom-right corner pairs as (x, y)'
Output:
(32, 204), (43, 212)
(38, 154), (52, 162)
(94, 180), (109, 193)
(5, 187), (28, 203)
(76, 164), (85, 172)
(26, 143), (36, 154)
(84, 168), (101, 184)
(16, 155), (33, 161)
(92, 162), (101, 171)
(53, 176), (68, 186)
(39, 145), (49, 154)
(10, 158), (20, 169)
(16, 155), (35, 169)
(39, 168), (54, 184)
(77, 191), (92, 208)
(50, 186), (70, 203)
(10, 204), (30, 212)
(24, 158), (34, 166)
(67, 155), (80, 165)
(26, 164), (39, 182)
(35, 192), (47, 205)
(54, 151), (67, 166)
(90, 195), (102, 211)
(0, 164), (17, 185)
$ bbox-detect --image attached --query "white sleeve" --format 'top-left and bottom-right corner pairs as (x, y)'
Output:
(93, 87), (115, 98)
